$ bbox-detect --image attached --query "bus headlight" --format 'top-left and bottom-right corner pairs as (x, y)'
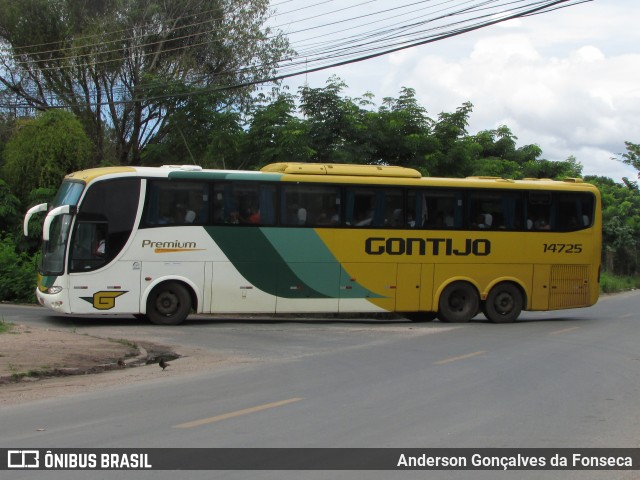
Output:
(47, 286), (63, 295)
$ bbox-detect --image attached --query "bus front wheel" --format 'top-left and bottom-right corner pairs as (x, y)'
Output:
(438, 281), (479, 323)
(146, 281), (192, 325)
(483, 282), (523, 323)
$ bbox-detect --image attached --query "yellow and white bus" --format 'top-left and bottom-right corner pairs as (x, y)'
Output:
(24, 162), (601, 325)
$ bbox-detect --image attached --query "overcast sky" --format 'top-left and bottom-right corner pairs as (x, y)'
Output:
(271, 0), (640, 182)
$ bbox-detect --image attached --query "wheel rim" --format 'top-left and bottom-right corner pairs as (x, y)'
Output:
(156, 291), (179, 316)
(494, 291), (515, 315)
(449, 290), (469, 312)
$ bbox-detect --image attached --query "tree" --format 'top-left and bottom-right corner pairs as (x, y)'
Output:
(244, 94), (313, 169)
(0, 179), (20, 234)
(299, 76), (367, 163)
(616, 141), (640, 174)
(521, 155), (583, 179)
(0, 0), (292, 164)
(587, 175), (640, 275)
(204, 110), (245, 170)
(3, 109), (92, 204)
(423, 101), (478, 177)
(368, 88), (435, 168)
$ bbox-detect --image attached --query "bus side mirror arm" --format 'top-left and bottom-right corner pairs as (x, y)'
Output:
(23, 203), (49, 236)
(42, 205), (77, 241)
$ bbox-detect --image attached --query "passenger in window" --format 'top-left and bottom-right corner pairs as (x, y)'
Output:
(288, 205), (305, 225)
(474, 213), (491, 229)
(297, 207), (307, 225)
(316, 206), (340, 226)
(534, 216), (550, 230)
(175, 203), (196, 224)
(228, 211), (240, 224)
(247, 206), (261, 224)
(444, 212), (454, 227)
(329, 206), (340, 225)
(407, 211), (416, 228)
(95, 231), (106, 257)
(392, 209), (403, 227)
(355, 207), (373, 226)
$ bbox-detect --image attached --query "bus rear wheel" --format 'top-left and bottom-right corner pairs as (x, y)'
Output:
(438, 281), (479, 323)
(146, 281), (192, 325)
(483, 282), (523, 323)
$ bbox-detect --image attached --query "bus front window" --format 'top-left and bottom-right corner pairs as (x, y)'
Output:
(39, 181), (85, 275)
(40, 214), (74, 275)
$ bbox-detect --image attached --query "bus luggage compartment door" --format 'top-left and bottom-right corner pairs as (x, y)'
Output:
(396, 263), (431, 312)
(339, 263), (397, 313)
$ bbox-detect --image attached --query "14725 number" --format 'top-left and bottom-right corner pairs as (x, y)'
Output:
(543, 243), (583, 253)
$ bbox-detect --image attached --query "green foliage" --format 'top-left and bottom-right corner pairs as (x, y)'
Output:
(3, 110), (91, 205)
(0, 179), (21, 235)
(0, 318), (11, 334)
(0, 235), (37, 303)
(588, 175), (640, 275)
(599, 272), (640, 294)
(244, 94), (314, 169)
(616, 141), (640, 172)
(0, 0), (293, 164)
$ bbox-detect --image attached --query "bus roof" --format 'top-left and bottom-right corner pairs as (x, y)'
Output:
(63, 163), (599, 193)
(260, 162), (422, 178)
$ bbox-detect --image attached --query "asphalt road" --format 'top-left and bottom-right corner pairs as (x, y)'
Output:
(1, 292), (639, 480)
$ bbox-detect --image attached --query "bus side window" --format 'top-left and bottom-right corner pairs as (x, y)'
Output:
(557, 192), (594, 231)
(409, 190), (460, 229)
(144, 180), (208, 226)
(282, 184), (341, 227)
(212, 183), (275, 225)
(70, 221), (108, 271)
(344, 187), (402, 228)
(527, 191), (553, 231)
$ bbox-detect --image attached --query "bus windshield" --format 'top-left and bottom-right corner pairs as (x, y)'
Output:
(40, 181), (85, 275)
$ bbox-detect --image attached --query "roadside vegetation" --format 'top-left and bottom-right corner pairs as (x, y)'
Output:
(0, 318), (12, 334)
(0, 1), (639, 302)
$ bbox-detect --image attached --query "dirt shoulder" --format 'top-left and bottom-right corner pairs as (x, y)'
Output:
(0, 322), (248, 406)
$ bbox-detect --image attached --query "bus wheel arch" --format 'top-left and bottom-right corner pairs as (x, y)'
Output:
(482, 281), (525, 323)
(144, 280), (197, 325)
(437, 280), (480, 323)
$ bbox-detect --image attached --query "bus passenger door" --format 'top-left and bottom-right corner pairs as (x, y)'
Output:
(67, 220), (141, 314)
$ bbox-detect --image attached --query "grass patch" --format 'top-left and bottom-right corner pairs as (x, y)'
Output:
(600, 272), (640, 294)
(0, 318), (12, 334)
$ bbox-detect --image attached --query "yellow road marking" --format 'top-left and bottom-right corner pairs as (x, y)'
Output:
(173, 397), (303, 429)
(550, 326), (580, 335)
(434, 350), (487, 365)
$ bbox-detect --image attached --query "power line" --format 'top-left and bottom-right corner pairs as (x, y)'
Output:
(0, 0), (592, 109)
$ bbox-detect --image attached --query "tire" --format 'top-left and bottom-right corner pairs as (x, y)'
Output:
(403, 312), (437, 322)
(483, 282), (523, 323)
(438, 281), (479, 323)
(146, 281), (192, 325)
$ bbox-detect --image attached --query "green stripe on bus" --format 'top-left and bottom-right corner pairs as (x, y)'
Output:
(204, 226), (375, 299)
(168, 171), (283, 182)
